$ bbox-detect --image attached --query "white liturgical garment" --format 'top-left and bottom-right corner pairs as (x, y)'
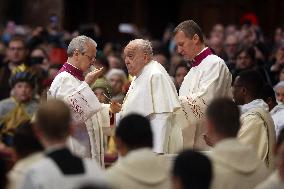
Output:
(179, 47), (232, 150)
(120, 60), (182, 153)
(48, 63), (109, 165)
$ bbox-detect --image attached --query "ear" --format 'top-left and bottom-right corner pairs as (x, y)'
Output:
(73, 49), (80, 60)
(115, 136), (128, 156)
(114, 136), (121, 150)
(143, 53), (148, 62)
(206, 118), (213, 134)
(69, 122), (74, 136)
(32, 124), (42, 141)
(172, 176), (183, 189)
(241, 87), (247, 96)
(193, 34), (200, 44)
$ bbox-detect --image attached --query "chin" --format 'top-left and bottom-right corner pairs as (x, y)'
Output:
(183, 56), (190, 61)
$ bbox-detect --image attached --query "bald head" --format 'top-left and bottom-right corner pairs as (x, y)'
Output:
(124, 39), (153, 76)
(35, 99), (71, 141)
(127, 39), (153, 57)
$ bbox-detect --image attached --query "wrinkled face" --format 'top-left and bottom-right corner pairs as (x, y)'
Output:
(94, 88), (108, 103)
(124, 44), (147, 76)
(275, 87), (284, 104)
(175, 66), (188, 88)
(13, 81), (33, 102)
(232, 76), (246, 105)
(174, 31), (197, 61)
(236, 51), (253, 69)
(77, 43), (97, 72)
(7, 40), (26, 64)
(109, 74), (123, 94)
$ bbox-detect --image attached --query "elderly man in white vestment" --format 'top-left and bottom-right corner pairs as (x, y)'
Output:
(173, 20), (232, 150)
(205, 98), (269, 189)
(261, 84), (284, 138)
(233, 70), (276, 172)
(256, 129), (284, 189)
(20, 100), (105, 189)
(106, 114), (171, 189)
(119, 39), (182, 154)
(48, 35), (120, 165)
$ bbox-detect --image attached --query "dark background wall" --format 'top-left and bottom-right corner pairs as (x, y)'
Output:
(1, 0), (284, 38)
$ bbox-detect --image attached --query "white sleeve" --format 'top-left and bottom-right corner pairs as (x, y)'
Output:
(19, 170), (38, 189)
(148, 113), (171, 153)
(48, 73), (101, 122)
(180, 60), (232, 104)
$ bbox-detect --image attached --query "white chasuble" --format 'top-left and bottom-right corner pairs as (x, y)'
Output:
(238, 99), (276, 172)
(120, 60), (182, 153)
(179, 48), (232, 150)
(48, 63), (109, 166)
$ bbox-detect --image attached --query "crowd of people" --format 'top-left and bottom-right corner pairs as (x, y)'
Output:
(0, 16), (284, 189)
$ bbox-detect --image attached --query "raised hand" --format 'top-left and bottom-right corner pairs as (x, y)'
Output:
(109, 101), (122, 114)
(85, 67), (104, 85)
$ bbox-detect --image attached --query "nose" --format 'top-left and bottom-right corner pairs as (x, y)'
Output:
(125, 57), (130, 65)
(177, 46), (183, 54)
(280, 95), (284, 102)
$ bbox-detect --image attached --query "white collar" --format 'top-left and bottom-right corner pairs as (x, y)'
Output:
(195, 47), (208, 56)
(240, 99), (269, 114)
(271, 103), (284, 114)
(66, 62), (81, 70)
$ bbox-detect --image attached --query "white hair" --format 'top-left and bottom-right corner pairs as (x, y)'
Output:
(128, 39), (153, 57)
(67, 35), (97, 57)
(106, 69), (127, 84)
(274, 81), (284, 90)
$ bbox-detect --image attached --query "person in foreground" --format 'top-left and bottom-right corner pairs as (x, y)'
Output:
(20, 99), (105, 189)
(256, 128), (284, 189)
(106, 114), (171, 189)
(205, 98), (269, 189)
(172, 149), (212, 189)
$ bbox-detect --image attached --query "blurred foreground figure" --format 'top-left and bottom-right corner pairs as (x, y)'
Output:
(106, 114), (171, 189)
(20, 99), (105, 189)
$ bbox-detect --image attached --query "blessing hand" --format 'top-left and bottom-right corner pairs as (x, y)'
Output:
(109, 102), (122, 113)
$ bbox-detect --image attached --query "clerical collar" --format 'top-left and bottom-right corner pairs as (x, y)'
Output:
(192, 47), (213, 67)
(58, 62), (84, 81)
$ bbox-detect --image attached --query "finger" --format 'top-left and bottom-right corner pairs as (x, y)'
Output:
(90, 67), (103, 74)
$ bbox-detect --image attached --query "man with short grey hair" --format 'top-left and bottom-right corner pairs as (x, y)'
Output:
(118, 39), (182, 154)
(48, 35), (120, 166)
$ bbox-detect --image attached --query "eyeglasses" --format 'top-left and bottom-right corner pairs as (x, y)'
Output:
(82, 53), (96, 62)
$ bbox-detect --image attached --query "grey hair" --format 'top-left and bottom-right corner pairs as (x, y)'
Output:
(67, 35), (97, 57)
(128, 39), (153, 57)
(274, 81), (284, 90)
(106, 68), (127, 84)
